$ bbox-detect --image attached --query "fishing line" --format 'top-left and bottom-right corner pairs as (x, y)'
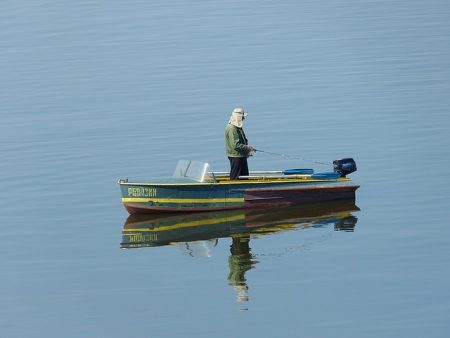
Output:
(254, 149), (330, 167)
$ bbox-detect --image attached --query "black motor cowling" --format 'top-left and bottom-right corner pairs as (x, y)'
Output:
(333, 158), (357, 177)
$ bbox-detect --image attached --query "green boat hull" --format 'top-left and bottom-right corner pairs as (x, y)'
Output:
(119, 177), (359, 214)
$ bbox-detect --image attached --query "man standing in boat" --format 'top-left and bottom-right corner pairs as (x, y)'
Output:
(225, 107), (255, 180)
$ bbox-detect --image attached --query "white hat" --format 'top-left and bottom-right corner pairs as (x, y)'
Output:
(229, 107), (247, 128)
(232, 107), (247, 117)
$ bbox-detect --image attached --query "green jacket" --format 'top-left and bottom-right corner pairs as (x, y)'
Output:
(225, 124), (250, 158)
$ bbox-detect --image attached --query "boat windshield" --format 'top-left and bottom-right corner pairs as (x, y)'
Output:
(173, 160), (216, 183)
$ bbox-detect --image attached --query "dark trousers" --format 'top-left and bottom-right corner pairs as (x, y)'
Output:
(228, 157), (249, 180)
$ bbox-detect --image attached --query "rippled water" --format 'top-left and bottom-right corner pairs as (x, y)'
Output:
(1, 1), (450, 337)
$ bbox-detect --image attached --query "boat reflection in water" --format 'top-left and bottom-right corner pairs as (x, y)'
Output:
(121, 200), (359, 303)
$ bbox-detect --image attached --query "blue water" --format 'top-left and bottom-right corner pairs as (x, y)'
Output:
(1, 0), (450, 337)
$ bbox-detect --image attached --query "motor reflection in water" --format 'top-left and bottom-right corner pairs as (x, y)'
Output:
(121, 200), (359, 303)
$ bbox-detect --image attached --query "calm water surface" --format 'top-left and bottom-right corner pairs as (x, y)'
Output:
(1, 0), (450, 337)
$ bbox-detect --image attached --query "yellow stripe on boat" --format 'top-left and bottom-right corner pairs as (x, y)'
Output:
(122, 197), (244, 203)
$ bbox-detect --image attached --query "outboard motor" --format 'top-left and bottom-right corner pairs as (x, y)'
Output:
(333, 158), (357, 177)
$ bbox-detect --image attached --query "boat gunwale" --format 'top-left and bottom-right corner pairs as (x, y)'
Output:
(118, 177), (352, 187)
(245, 183), (360, 192)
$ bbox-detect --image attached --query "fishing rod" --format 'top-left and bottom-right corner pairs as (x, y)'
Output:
(254, 149), (330, 166)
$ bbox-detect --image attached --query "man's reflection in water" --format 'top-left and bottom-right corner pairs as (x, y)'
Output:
(228, 235), (258, 302)
(121, 201), (360, 305)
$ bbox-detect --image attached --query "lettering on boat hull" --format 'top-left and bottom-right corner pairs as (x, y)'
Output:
(127, 187), (157, 198)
